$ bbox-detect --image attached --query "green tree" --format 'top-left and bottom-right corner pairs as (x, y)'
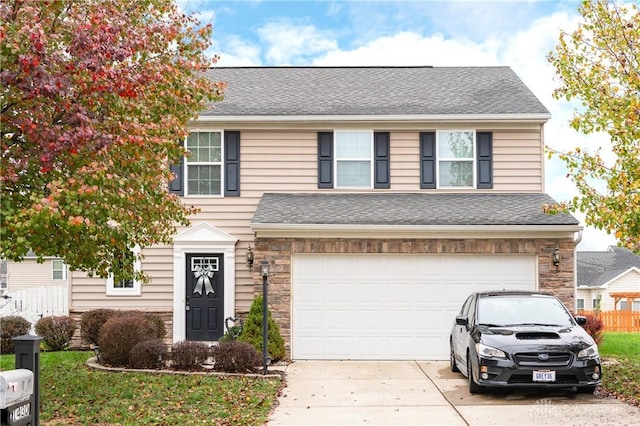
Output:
(1, 0), (224, 278)
(238, 296), (286, 362)
(547, 0), (639, 253)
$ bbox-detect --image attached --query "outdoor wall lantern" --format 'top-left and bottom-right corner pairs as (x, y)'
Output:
(246, 246), (254, 271)
(260, 260), (270, 375)
(552, 246), (560, 271)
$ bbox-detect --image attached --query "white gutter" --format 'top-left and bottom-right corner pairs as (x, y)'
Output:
(197, 113), (551, 123)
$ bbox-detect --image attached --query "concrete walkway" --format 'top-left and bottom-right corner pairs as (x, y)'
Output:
(268, 361), (640, 425)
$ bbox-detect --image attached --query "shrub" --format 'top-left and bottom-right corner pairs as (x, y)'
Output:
(0, 316), (31, 354)
(212, 341), (261, 373)
(98, 313), (157, 367)
(35, 316), (77, 351)
(237, 295), (286, 362)
(219, 317), (243, 343)
(578, 312), (605, 345)
(80, 309), (116, 345)
(171, 340), (210, 371)
(129, 339), (167, 369)
(142, 313), (166, 339)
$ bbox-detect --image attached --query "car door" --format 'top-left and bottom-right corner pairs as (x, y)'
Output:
(452, 294), (474, 368)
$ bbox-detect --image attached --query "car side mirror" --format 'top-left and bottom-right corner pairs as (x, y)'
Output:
(456, 315), (468, 326)
(574, 315), (587, 326)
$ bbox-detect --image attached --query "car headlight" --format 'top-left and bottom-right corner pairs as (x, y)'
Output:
(476, 343), (507, 359)
(577, 344), (599, 359)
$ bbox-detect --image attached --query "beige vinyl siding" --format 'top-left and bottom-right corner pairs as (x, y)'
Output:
(6, 259), (67, 290)
(70, 126), (545, 314)
(599, 269), (640, 311)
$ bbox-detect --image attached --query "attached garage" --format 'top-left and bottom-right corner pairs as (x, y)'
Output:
(291, 254), (536, 360)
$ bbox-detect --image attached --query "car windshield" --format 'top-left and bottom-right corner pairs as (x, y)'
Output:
(477, 295), (575, 327)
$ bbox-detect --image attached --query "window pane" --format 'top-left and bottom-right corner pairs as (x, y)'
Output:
(439, 161), (473, 187)
(187, 132), (221, 163)
(187, 165), (221, 195)
(577, 299), (585, 310)
(336, 132), (371, 159)
(439, 131), (473, 159)
(337, 161), (371, 187)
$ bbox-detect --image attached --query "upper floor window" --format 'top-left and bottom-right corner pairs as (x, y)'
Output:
(335, 131), (373, 188)
(106, 247), (141, 296)
(52, 259), (67, 280)
(186, 131), (222, 196)
(437, 131), (474, 188)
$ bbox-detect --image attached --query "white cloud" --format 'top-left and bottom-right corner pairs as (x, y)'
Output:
(214, 35), (262, 66)
(257, 22), (337, 65)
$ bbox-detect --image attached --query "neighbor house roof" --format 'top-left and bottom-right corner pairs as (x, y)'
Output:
(577, 246), (640, 288)
(251, 193), (578, 231)
(201, 66), (550, 121)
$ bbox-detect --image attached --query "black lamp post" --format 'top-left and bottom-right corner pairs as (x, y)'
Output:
(260, 260), (270, 375)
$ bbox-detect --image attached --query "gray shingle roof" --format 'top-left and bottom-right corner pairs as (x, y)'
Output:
(202, 66), (549, 117)
(577, 246), (640, 287)
(251, 193), (578, 227)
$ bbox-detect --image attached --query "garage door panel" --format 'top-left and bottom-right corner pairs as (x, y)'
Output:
(292, 254), (536, 360)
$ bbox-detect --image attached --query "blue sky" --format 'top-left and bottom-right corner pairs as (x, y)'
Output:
(179, 0), (618, 251)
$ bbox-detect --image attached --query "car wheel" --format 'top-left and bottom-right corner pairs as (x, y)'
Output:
(467, 353), (485, 394)
(450, 341), (459, 373)
(577, 385), (597, 394)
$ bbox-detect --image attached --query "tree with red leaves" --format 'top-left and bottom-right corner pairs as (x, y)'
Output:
(1, 0), (224, 280)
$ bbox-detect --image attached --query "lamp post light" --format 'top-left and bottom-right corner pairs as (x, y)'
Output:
(260, 260), (270, 375)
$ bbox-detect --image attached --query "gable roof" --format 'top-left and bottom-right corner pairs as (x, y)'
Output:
(251, 193), (578, 232)
(201, 66), (550, 121)
(577, 246), (640, 288)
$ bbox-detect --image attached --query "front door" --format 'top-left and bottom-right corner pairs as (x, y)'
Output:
(185, 253), (224, 341)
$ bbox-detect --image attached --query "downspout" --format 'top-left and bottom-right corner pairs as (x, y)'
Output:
(573, 230), (583, 312)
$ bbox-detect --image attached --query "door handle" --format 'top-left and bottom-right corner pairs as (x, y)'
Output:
(186, 304), (190, 311)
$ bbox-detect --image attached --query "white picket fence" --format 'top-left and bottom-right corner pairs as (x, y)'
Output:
(0, 286), (68, 330)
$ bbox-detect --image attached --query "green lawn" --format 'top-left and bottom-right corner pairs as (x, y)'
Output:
(599, 332), (640, 406)
(0, 351), (282, 425)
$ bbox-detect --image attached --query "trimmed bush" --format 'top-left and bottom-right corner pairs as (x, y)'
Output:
(141, 313), (166, 340)
(35, 315), (77, 351)
(80, 309), (116, 345)
(98, 313), (157, 367)
(212, 341), (261, 373)
(171, 340), (210, 371)
(237, 295), (286, 362)
(129, 339), (167, 369)
(0, 316), (31, 354)
(578, 312), (605, 345)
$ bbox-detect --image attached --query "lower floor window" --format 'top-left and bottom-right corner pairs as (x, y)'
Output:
(106, 247), (141, 296)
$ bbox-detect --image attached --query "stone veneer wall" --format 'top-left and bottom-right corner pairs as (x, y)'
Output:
(252, 237), (576, 356)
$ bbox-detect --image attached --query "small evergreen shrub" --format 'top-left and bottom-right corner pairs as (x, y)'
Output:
(171, 340), (210, 371)
(237, 295), (286, 361)
(212, 341), (261, 373)
(80, 309), (116, 345)
(35, 315), (77, 351)
(0, 316), (31, 354)
(98, 313), (157, 367)
(578, 313), (605, 345)
(129, 339), (167, 369)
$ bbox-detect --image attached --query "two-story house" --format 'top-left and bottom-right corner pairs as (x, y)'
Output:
(68, 66), (581, 360)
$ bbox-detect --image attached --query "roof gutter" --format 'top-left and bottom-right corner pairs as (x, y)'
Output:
(196, 113), (551, 124)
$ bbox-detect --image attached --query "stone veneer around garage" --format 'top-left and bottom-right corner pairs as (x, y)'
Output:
(252, 237), (576, 357)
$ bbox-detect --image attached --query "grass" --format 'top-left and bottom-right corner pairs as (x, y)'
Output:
(598, 332), (640, 406)
(0, 351), (282, 425)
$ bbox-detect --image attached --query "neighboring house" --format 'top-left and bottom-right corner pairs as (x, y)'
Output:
(65, 66), (581, 360)
(2, 255), (68, 292)
(577, 246), (640, 312)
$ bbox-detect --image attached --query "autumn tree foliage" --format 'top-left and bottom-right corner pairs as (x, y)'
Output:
(0, 0), (224, 278)
(547, 0), (639, 253)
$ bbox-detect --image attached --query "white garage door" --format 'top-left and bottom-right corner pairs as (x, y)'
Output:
(292, 254), (536, 360)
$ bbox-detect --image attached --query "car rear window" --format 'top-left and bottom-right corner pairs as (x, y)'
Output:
(477, 296), (575, 327)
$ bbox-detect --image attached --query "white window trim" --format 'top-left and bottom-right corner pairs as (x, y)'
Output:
(51, 259), (67, 280)
(106, 246), (142, 296)
(184, 129), (225, 198)
(436, 130), (476, 189)
(334, 129), (374, 189)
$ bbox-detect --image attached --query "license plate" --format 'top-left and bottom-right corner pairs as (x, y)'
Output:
(533, 370), (556, 382)
(10, 402), (30, 423)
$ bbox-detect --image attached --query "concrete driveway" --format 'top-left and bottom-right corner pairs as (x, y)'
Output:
(268, 361), (640, 425)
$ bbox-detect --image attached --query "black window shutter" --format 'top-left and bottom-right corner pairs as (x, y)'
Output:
(169, 141), (185, 196)
(374, 132), (390, 189)
(317, 132), (333, 188)
(224, 131), (241, 196)
(476, 132), (493, 189)
(420, 132), (436, 189)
